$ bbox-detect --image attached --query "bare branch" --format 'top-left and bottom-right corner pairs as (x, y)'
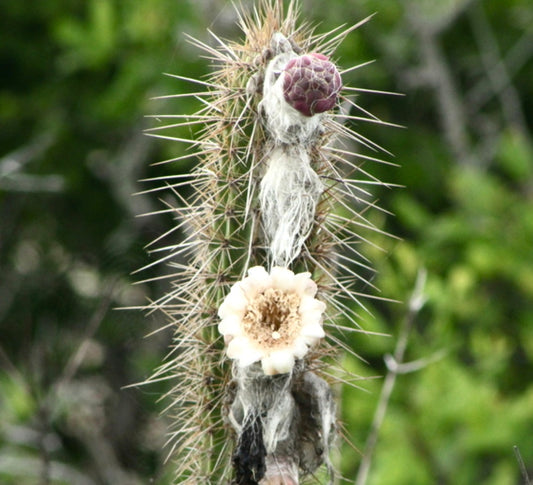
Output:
(355, 269), (428, 485)
(468, 3), (530, 139)
(404, 6), (473, 166)
(513, 445), (532, 485)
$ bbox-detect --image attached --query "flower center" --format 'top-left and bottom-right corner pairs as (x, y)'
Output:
(242, 288), (301, 347)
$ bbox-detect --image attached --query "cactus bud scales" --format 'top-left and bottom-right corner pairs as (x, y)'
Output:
(142, 1), (393, 483)
(283, 53), (342, 117)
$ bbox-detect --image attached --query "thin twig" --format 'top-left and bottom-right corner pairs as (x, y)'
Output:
(514, 446), (532, 485)
(36, 279), (118, 485)
(0, 132), (55, 176)
(466, 26), (533, 122)
(404, 6), (472, 165)
(58, 277), (118, 386)
(468, 3), (529, 139)
(355, 269), (427, 485)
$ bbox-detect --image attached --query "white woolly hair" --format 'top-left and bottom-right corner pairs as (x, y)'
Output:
(259, 145), (323, 267)
(230, 364), (295, 454)
(229, 363), (336, 479)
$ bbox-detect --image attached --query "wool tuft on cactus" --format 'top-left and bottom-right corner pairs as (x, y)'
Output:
(141, 1), (394, 483)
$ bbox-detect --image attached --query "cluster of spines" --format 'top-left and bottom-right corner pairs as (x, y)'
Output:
(141, 1), (395, 482)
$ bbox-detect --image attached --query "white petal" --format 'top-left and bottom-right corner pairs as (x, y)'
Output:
(261, 350), (295, 375)
(218, 284), (248, 319)
(270, 266), (296, 292)
(299, 295), (326, 314)
(301, 334), (321, 346)
(302, 312), (325, 328)
(240, 267), (271, 297)
(247, 266), (269, 280)
(300, 322), (325, 339)
(230, 282), (247, 300)
(227, 337), (262, 366)
(218, 300), (245, 319)
(217, 314), (242, 337)
(293, 272), (316, 297)
(291, 339), (309, 359)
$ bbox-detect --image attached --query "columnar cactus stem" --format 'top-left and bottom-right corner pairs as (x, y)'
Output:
(142, 2), (392, 483)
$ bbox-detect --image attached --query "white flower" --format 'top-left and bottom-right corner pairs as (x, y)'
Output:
(218, 266), (326, 375)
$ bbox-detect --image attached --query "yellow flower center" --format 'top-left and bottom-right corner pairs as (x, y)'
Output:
(242, 288), (302, 348)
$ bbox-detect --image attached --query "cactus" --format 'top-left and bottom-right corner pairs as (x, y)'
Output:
(142, 1), (393, 483)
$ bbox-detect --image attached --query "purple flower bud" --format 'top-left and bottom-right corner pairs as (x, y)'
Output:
(282, 53), (342, 117)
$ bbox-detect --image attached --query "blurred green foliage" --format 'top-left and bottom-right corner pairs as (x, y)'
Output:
(1, 0), (532, 484)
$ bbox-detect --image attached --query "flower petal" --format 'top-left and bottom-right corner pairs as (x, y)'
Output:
(218, 283), (248, 319)
(291, 339), (309, 359)
(227, 337), (262, 367)
(300, 321), (325, 337)
(261, 349), (295, 375)
(218, 314), (242, 337)
(247, 266), (270, 280)
(270, 266), (296, 292)
(301, 335), (321, 346)
(293, 272), (316, 297)
(240, 266), (271, 297)
(299, 295), (326, 314)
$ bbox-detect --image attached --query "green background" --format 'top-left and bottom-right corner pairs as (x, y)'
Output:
(1, 0), (532, 483)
